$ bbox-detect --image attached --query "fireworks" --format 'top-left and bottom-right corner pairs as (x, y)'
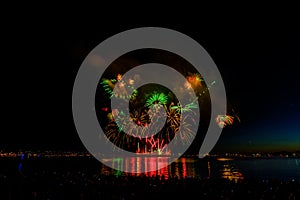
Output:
(145, 136), (168, 155)
(186, 73), (203, 88)
(216, 115), (234, 128)
(100, 74), (137, 100)
(99, 73), (199, 152)
(171, 100), (198, 113)
(100, 78), (114, 98)
(145, 92), (168, 107)
(98, 71), (239, 154)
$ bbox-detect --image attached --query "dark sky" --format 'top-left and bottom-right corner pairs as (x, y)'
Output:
(3, 10), (300, 153)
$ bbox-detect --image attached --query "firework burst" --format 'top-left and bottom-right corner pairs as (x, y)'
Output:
(216, 114), (234, 128)
(145, 92), (168, 107)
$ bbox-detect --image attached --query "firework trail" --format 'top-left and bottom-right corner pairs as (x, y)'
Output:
(232, 108), (241, 123)
(145, 136), (168, 154)
(171, 99), (198, 113)
(177, 114), (197, 145)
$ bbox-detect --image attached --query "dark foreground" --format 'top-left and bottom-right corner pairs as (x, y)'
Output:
(1, 171), (299, 199)
(0, 157), (299, 199)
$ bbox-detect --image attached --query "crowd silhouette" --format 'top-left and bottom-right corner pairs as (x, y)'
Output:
(1, 169), (299, 199)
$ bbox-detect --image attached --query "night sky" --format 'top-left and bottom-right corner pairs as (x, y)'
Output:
(3, 11), (300, 153)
